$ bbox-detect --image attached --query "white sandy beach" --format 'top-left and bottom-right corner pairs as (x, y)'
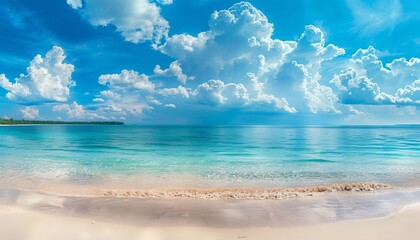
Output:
(1, 203), (420, 240)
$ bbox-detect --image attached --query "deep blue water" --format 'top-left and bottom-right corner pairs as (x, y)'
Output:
(0, 125), (419, 188)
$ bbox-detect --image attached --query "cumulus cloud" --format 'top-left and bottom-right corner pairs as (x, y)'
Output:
(94, 68), (190, 117)
(157, 85), (190, 98)
(331, 46), (420, 106)
(159, 2), (340, 113)
(53, 101), (85, 118)
(21, 106), (39, 119)
(153, 61), (194, 84)
(99, 69), (155, 91)
(96, 70), (156, 116)
(67, 0), (82, 9)
(289, 25), (345, 65)
(397, 80), (420, 102)
(146, 96), (162, 105)
(247, 73), (297, 112)
(53, 101), (106, 119)
(74, 0), (169, 45)
(0, 46), (75, 104)
(386, 57), (420, 90)
(262, 24), (345, 114)
(93, 98), (105, 103)
(157, 2), (349, 114)
(61, 1), (418, 122)
(192, 79), (250, 107)
(331, 70), (418, 106)
(333, 69), (384, 104)
(159, 2), (295, 80)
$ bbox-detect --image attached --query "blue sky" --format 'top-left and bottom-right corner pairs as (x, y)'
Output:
(0, 0), (419, 124)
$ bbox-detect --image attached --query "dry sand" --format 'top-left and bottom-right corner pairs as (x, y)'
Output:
(1, 203), (420, 240)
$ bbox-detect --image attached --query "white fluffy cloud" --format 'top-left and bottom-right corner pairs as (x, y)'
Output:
(99, 69), (155, 91)
(397, 80), (420, 103)
(21, 106), (39, 119)
(67, 0), (82, 9)
(159, 2), (295, 80)
(247, 73), (296, 112)
(331, 46), (420, 106)
(159, 2), (344, 114)
(386, 57), (420, 91)
(153, 61), (194, 84)
(192, 79), (250, 107)
(53, 101), (85, 118)
(0, 46), (75, 104)
(73, 0), (169, 45)
(56, 1), (418, 122)
(288, 25), (345, 65)
(263, 25), (344, 113)
(53, 101), (106, 119)
(157, 85), (190, 98)
(96, 70), (156, 116)
(332, 69), (385, 104)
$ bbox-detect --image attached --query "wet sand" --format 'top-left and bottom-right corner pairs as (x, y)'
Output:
(0, 173), (392, 200)
(1, 187), (420, 228)
(1, 202), (420, 240)
(1, 185), (420, 240)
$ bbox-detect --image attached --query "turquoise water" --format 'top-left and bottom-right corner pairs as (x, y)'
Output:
(0, 125), (419, 188)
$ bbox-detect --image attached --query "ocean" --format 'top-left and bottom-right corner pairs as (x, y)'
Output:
(0, 125), (419, 192)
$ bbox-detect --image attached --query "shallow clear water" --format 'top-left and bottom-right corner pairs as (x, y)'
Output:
(0, 125), (419, 188)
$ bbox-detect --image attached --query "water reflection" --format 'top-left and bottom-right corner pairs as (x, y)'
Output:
(0, 125), (419, 187)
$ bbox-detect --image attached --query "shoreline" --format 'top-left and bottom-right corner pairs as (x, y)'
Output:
(2, 201), (420, 240)
(1, 186), (420, 228)
(0, 177), (394, 200)
(2, 183), (420, 240)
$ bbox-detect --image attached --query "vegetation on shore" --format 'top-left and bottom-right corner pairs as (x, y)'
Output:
(0, 119), (124, 125)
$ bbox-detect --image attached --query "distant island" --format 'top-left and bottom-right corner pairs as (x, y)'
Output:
(0, 119), (124, 125)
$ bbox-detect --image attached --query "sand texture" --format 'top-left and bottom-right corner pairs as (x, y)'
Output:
(1, 203), (420, 240)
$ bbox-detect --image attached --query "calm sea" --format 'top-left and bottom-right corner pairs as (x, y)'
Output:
(0, 125), (419, 189)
